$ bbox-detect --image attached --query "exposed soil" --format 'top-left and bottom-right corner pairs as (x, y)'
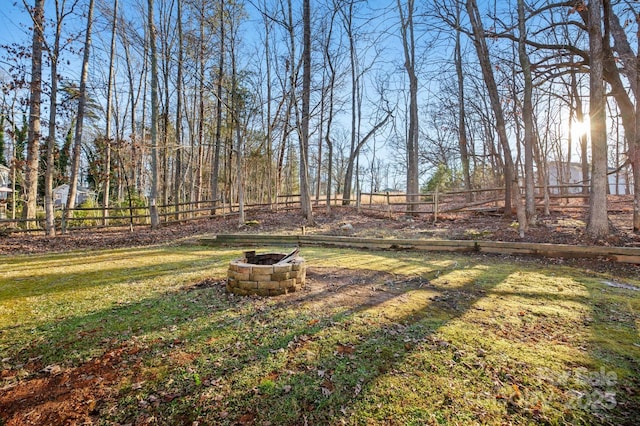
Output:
(1, 195), (638, 256)
(0, 344), (130, 426)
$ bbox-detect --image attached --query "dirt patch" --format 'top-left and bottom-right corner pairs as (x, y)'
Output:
(290, 267), (403, 310)
(0, 344), (138, 425)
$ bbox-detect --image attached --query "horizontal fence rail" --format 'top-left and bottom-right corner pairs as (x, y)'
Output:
(0, 186), (633, 234)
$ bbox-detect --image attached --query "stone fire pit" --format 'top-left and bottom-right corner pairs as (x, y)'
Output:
(226, 250), (306, 296)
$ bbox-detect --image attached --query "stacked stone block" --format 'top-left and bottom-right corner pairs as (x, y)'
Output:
(226, 253), (306, 296)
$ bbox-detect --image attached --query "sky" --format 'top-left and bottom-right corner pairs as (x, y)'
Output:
(0, 1), (31, 46)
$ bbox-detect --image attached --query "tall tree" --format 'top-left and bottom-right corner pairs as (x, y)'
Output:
(195, 0), (206, 205)
(634, 10), (640, 232)
(118, 10), (146, 197)
(586, 0), (609, 237)
(299, 0), (313, 222)
(44, 0), (79, 235)
(323, 3), (338, 214)
(211, 0), (225, 214)
(517, 0), (536, 226)
(453, 0), (471, 198)
(466, 0), (526, 234)
(229, 2), (244, 225)
(397, 0), (419, 215)
(148, 0), (160, 229)
(103, 0), (118, 225)
(260, 0), (275, 209)
(22, 0), (45, 227)
(570, 68), (590, 195)
(158, 0), (174, 207)
(340, 0), (357, 205)
(174, 0), (184, 218)
(64, 0), (95, 229)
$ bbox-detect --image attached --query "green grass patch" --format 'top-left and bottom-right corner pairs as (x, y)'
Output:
(1, 245), (639, 425)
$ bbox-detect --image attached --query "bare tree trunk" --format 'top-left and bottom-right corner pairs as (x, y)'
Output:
(454, 2), (471, 200)
(103, 0), (118, 226)
(262, 0), (274, 209)
(281, 0), (297, 205)
(121, 24), (138, 197)
(161, 23), (171, 208)
(517, 0), (536, 226)
(45, 0), (74, 236)
(140, 40), (148, 196)
(634, 11), (640, 232)
(22, 0), (45, 227)
(65, 0), (95, 229)
(160, 0), (175, 207)
(586, 0), (609, 238)
(230, 18), (244, 226)
(212, 0), (225, 214)
(299, 0), (313, 222)
(148, 0), (160, 229)
(324, 5), (338, 214)
(195, 2), (205, 206)
(174, 0), (184, 219)
(397, 0), (419, 216)
(466, 0), (525, 234)
(341, 0), (357, 205)
(316, 73), (325, 204)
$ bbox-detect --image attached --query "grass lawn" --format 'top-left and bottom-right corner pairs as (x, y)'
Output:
(1, 244), (639, 425)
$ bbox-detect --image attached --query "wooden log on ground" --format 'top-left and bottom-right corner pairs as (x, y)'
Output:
(200, 234), (640, 264)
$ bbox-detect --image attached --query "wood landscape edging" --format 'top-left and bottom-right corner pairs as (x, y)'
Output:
(200, 234), (640, 265)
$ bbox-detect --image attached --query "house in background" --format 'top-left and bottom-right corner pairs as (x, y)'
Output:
(53, 184), (96, 208)
(0, 164), (11, 201)
(547, 162), (587, 194)
(547, 161), (631, 195)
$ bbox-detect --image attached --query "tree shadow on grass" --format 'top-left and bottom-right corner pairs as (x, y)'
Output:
(576, 277), (640, 426)
(0, 252), (501, 425)
(120, 258), (515, 425)
(3, 249), (634, 425)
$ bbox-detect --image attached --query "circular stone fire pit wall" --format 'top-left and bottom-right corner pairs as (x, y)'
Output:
(227, 251), (306, 296)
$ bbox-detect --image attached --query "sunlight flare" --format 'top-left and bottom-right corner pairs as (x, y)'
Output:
(571, 116), (590, 138)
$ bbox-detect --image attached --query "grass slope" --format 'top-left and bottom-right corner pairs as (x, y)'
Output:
(1, 245), (639, 425)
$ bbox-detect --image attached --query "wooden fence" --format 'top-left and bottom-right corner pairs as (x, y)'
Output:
(0, 194), (354, 233)
(0, 199), (223, 234)
(357, 184), (596, 219)
(0, 184), (623, 234)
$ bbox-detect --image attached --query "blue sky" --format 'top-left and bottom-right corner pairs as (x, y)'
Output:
(0, 1), (31, 46)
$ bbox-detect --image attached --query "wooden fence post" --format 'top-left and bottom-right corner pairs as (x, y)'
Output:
(386, 191), (391, 219)
(433, 188), (439, 223)
(61, 208), (67, 234)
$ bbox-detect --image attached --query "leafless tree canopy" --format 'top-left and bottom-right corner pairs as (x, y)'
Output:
(0, 0), (638, 235)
